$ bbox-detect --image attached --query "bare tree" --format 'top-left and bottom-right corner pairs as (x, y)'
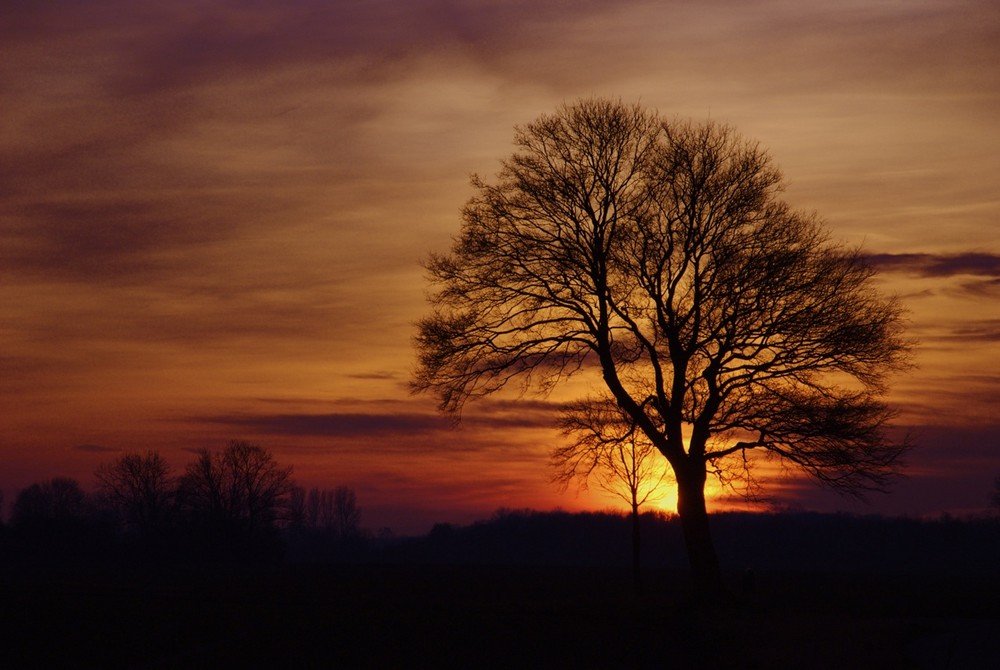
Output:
(287, 485), (308, 529)
(95, 451), (174, 536)
(300, 486), (362, 538)
(177, 440), (293, 538)
(413, 98), (912, 591)
(305, 487), (332, 531)
(333, 486), (362, 539)
(553, 397), (670, 591)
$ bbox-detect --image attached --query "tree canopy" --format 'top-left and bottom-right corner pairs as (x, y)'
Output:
(414, 98), (912, 589)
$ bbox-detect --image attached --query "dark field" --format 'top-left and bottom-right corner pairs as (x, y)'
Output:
(3, 562), (1000, 669)
(4, 511), (1000, 668)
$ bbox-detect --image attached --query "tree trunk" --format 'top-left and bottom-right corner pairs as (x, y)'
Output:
(675, 467), (723, 594)
(631, 500), (642, 594)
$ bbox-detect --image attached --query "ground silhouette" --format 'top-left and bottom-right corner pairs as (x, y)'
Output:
(2, 509), (999, 667)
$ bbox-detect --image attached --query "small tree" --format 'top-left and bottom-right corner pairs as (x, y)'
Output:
(287, 485), (308, 529)
(333, 486), (362, 539)
(553, 397), (670, 591)
(305, 487), (332, 531)
(414, 98), (912, 591)
(95, 451), (174, 537)
(300, 486), (362, 539)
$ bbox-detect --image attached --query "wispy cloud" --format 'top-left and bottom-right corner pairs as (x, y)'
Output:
(760, 422), (1000, 517)
(864, 252), (1000, 278)
(197, 397), (564, 441)
(346, 372), (400, 381)
(201, 411), (451, 438)
(74, 443), (119, 453)
(956, 278), (1000, 298)
(945, 320), (1000, 343)
(894, 371), (1000, 427)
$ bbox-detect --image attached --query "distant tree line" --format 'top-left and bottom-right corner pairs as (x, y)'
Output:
(389, 507), (1000, 578)
(3, 447), (1000, 573)
(0, 440), (367, 564)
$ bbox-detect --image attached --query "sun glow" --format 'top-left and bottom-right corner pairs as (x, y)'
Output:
(595, 472), (744, 517)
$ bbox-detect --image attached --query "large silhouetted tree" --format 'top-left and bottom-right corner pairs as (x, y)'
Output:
(95, 451), (174, 537)
(413, 98), (912, 591)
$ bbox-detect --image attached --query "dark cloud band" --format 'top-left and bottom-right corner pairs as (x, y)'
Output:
(863, 252), (1000, 278)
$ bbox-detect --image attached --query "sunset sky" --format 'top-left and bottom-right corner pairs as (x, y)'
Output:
(2, 0), (998, 534)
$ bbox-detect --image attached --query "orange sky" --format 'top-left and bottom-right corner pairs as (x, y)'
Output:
(2, 1), (999, 534)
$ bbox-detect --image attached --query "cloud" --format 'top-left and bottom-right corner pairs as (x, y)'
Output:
(346, 372), (400, 381)
(197, 400), (560, 438)
(4, 0), (997, 292)
(74, 444), (119, 453)
(196, 398), (564, 445)
(905, 425), (1000, 473)
(202, 411), (451, 438)
(863, 252), (1000, 278)
(945, 321), (1000, 343)
(757, 422), (1000, 517)
(893, 371), (1000, 428)
(956, 278), (1000, 298)
(863, 253), (1000, 300)
(1, 2), (460, 286)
